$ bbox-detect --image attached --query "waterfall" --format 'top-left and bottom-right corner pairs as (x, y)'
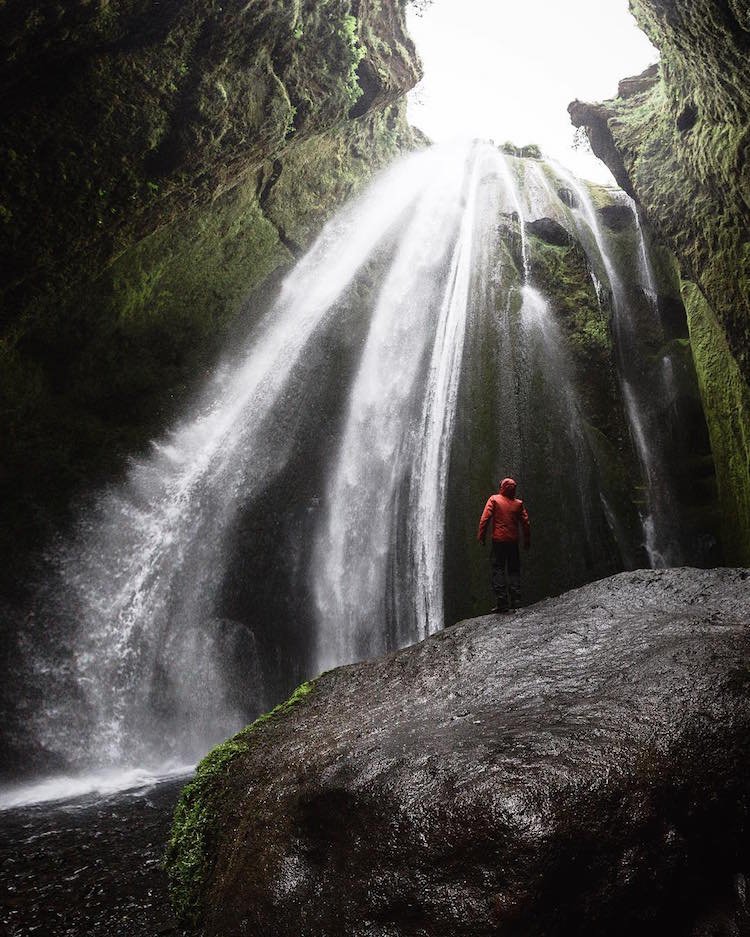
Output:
(312, 146), (534, 669)
(629, 198), (658, 304)
(406, 153), (483, 646)
(311, 146), (475, 669)
(28, 147), (447, 774)
(547, 161), (684, 566)
(6, 141), (701, 801)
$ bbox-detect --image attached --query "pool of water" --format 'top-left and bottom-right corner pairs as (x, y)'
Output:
(0, 775), (188, 936)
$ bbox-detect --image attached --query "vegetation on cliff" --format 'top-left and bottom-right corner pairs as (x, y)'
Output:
(569, 0), (750, 563)
(0, 0), (422, 581)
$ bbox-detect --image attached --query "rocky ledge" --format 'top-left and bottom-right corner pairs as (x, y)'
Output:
(167, 568), (750, 936)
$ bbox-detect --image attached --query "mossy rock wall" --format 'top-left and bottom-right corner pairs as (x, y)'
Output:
(569, 0), (750, 563)
(444, 164), (718, 624)
(682, 282), (750, 563)
(165, 679), (316, 929)
(0, 0), (422, 581)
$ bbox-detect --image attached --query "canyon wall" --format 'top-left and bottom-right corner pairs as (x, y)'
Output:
(0, 0), (422, 580)
(570, 0), (750, 563)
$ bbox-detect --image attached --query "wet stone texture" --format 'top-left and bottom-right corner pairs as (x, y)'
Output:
(0, 777), (185, 937)
(176, 568), (750, 937)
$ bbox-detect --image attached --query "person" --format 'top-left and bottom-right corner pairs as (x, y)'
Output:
(477, 477), (531, 613)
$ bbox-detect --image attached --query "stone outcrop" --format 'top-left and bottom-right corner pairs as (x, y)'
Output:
(167, 568), (750, 936)
(568, 0), (750, 563)
(0, 0), (422, 579)
(524, 217), (571, 246)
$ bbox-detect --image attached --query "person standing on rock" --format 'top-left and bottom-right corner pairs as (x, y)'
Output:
(477, 477), (531, 613)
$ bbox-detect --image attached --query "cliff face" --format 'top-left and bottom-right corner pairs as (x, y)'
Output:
(445, 166), (718, 625)
(569, 0), (750, 563)
(0, 0), (422, 576)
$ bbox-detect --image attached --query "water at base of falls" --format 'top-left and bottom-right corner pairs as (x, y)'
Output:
(0, 764), (192, 811)
(8, 141), (706, 796)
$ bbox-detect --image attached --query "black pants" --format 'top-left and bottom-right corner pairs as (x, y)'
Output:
(490, 541), (521, 610)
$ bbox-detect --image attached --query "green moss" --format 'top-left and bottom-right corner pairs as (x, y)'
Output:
(340, 14), (367, 105)
(0, 172), (294, 578)
(527, 235), (620, 436)
(265, 100), (420, 246)
(165, 678), (317, 928)
(570, 1), (750, 562)
(584, 182), (618, 211)
(499, 142), (542, 159)
(600, 6), (750, 384)
(166, 738), (250, 928)
(0, 24), (420, 584)
(682, 281), (750, 563)
(244, 678), (316, 732)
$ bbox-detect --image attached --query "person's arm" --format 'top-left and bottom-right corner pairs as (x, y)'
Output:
(477, 497), (494, 544)
(520, 503), (530, 549)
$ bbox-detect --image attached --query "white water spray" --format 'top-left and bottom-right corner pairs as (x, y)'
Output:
(15, 141), (698, 804)
(35, 148), (445, 771)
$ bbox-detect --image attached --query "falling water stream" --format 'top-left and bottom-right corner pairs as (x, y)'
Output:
(2, 141), (703, 810)
(546, 161), (687, 566)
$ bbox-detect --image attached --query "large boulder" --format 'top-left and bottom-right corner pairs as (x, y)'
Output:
(167, 568), (750, 936)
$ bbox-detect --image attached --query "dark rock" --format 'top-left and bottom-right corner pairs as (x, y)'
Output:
(168, 568), (750, 937)
(618, 63), (659, 98)
(598, 203), (634, 231)
(658, 294), (691, 340)
(676, 102), (699, 132)
(557, 187), (578, 209)
(568, 99), (636, 199)
(525, 216), (572, 245)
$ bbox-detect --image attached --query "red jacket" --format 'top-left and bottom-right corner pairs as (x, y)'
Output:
(477, 478), (530, 546)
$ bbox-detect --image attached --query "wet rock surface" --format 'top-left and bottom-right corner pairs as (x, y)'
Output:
(525, 216), (572, 245)
(597, 203), (634, 232)
(173, 568), (750, 937)
(0, 777), (185, 937)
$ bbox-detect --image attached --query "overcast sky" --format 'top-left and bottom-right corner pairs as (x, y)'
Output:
(406, 0), (658, 184)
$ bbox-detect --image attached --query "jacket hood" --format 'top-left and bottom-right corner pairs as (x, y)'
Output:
(499, 477), (517, 497)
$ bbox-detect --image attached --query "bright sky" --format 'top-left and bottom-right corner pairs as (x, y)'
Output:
(406, 0), (658, 184)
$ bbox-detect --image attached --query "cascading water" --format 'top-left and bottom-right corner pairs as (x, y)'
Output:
(310, 148), (475, 670)
(503, 160), (606, 558)
(546, 161), (686, 566)
(22, 149), (443, 780)
(4, 141), (709, 803)
(312, 146), (496, 670)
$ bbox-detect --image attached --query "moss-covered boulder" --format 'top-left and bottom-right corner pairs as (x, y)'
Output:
(166, 568), (750, 936)
(166, 680), (315, 928)
(568, 0), (750, 561)
(0, 0), (422, 580)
